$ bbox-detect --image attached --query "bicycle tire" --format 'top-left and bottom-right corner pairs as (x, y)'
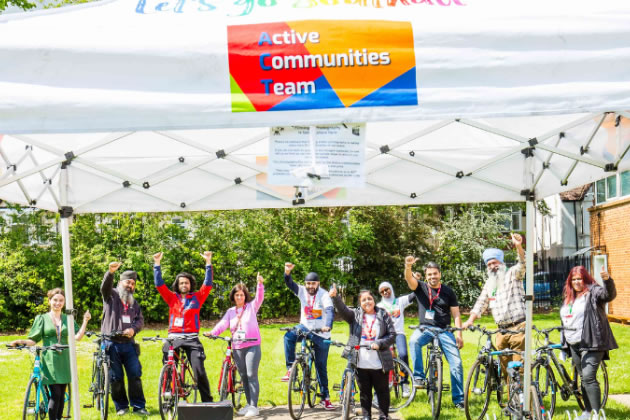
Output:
(158, 364), (178, 420)
(218, 362), (230, 402)
(181, 362), (198, 403)
(600, 361), (609, 408)
(464, 357), (492, 420)
(341, 370), (354, 420)
(428, 356), (443, 419)
(532, 360), (556, 418)
(90, 355), (99, 411)
(529, 385), (543, 420)
(23, 376), (41, 420)
(100, 361), (110, 420)
(287, 361), (307, 420)
(307, 360), (321, 408)
(572, 360), (608, 410)
(375, 358), (415, 412)
(231, 366), (245, 410)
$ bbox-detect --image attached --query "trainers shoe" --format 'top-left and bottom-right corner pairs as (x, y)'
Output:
(237, 405), (251, 416)
(413, 378), (427, 389)
(116, 408), (129, 416)
(402, 383), (411, 398)
(591, 411), (599, 420)
(133, 408), (149, 416)
(244, 406), (259, 417)
(322, 399), (335, 410)
(281, 370), (291, 382)
(576, 412), (591, 420)
(454, 402), (465, 410)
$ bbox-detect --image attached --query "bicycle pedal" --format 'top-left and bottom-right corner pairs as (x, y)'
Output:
(442, 384), (450, 391)
(83, 404), (94, 408)
(332, 384), (341, 391)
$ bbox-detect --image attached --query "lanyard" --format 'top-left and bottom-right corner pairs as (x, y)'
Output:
(233, 304), (247, 332)
(428, 285), (441, 310)
(362, 313), (377, 339)
(383, 298), (397, 313)
(122, 302), (129, 314)
(306, 293), (316, 309)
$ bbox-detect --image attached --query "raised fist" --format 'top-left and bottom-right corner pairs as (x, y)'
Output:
(108, 262), (122, 273)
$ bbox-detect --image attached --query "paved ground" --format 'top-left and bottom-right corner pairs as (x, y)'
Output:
(610, 394), (630, 408)
(251, 405), (402, 420)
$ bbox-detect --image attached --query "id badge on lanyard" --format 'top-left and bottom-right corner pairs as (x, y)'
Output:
(174, 317), (184, 327)
(122, 302), (131, 324)
(425, 310), (436, 321)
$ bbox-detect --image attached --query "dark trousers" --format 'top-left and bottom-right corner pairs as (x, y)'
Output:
(395, 334), (409, 384)
(47, 383), (66, 420)
(284, 325), (331, 399)
(106, 340), (146, 411)
(162, 338), (212, 402)
(569, 343), (605, 412)
(356, 368), (390, 419)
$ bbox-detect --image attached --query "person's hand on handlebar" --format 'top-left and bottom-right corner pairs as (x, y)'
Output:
(370, 343), (380, 350)
(122, 328), (135, 338)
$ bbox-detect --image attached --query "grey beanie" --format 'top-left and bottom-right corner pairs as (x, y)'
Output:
(120, 270), (138, 281)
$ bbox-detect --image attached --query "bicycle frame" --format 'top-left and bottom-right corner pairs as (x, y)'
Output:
(164, 341), (194, 399)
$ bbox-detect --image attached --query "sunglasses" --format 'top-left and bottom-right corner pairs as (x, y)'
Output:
(379, 289), (391, 294)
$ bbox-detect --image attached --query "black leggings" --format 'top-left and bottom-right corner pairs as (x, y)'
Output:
(569, 343), (605, 413)
(48, 384), (67, 420)
(356, 368), (390, 419)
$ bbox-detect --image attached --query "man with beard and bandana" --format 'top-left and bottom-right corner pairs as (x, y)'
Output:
(281, 262), (335, 411)
(463, 233), (526, 377)
(152, 251), (214, 403)
(403, 260), (465, 410)
(101, 261), (148, 416)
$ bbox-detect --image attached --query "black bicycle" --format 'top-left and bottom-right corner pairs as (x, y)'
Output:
(280, 327), (325, 420)
(83, 331), (125, 420)
(410, 325), (464, 420)
(464, 325), (524, 420)
(499, 349), (543, 420)
(532, 325), (608, 418)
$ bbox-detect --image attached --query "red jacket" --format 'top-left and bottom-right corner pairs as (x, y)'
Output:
(154, 265), (213, 333)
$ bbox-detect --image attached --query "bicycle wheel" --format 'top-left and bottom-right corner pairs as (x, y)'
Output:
(379, 358), (415, 412)
(99, 361), (110, 420)
(181, 363), (198, 403)
(532, 360), (556, 418)
(63, 386), (71, 419)
(23, 377), (41, 420)
(231, 366), (245, 410)
(464, 357), (492, 420)
(529, 385), (543, 420)
(341, 370), (354, 420)
(427, 356), (443, 419)
(287, 361), (307, 420)
(572, 360), (608, 410)
(158, 364), (178, 420)
(218, 362), (230, 402)
(307, 361), (321, 408)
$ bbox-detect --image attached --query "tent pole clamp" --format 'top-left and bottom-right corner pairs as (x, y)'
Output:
(61, 151), (75, 169)
(216, 149), (227, 159)
(520, 189), (535, 201)
(379, 145), (390, 154)
(293, 187), (305, 205)
(604, 163), (618, 172)
(59, 206), (74, 218)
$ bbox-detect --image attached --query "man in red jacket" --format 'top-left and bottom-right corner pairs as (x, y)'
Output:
(153, 251), (214, 402)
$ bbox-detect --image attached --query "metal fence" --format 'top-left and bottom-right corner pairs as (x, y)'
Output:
(532, 254), (591, 309)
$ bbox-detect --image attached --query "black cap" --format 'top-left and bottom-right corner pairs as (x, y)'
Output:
(304, 272), (320, 282)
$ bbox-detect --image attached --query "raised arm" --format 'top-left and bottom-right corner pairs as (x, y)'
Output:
(75, 310), (91, 341)
(404, 256), (420, 291)
(253, 272), (265, 312)
(329, 284), (354, 324)
(594, 269), (617, 303)
(197, 251), (214, 305)
(101, 261), (121, 301)
(511, 233), (526, 281)
(153, 252), (176, 305)
(284, 262), (299, 296)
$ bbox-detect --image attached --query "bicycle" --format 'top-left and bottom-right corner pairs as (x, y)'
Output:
(370, 341), (416, 412)
(280, 326), (325, 420)
(327, 340), (373, 420)
(464, 325), (525, 420)
(7, 344), (71, 420)
(498, 349), (544, 420)
(83, 331), (125, 420)
(532, 325), (609, 418)
(143, 334), (201, 420)
(204, 334), (257, 410)
(409, 325), (464, 420)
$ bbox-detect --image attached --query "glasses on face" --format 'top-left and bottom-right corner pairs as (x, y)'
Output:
(379, 289), (390, 295)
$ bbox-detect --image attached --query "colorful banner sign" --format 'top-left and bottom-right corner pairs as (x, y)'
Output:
(228, 20), (417, 112)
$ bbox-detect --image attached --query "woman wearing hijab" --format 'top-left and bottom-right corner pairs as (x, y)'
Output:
(376, 281), (414, 397)
(560, 266), (617, 420)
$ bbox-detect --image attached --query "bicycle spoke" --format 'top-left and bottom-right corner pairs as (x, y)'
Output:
(23, 377), (40, 420)
(288, 362), (306, 420)
(464, 358), (493, 420)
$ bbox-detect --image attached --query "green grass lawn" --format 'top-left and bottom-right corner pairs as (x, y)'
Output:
(1, 314), (630, 419)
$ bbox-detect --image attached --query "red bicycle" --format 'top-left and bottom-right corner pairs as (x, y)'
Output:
(143, 334), (200, 420)
(205, 334), (256, 410)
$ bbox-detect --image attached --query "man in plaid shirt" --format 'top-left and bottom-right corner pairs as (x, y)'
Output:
(463, 233), (526, 375)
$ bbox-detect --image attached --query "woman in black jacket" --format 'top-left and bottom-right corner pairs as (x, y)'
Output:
(560, 266), (617, 420)
(329, 285), (396, 420)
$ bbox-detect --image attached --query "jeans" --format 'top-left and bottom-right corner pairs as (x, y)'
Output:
(409, 326), (464, 405)
(162, 338), (212, 402)
(284, 324), (331, 399)
(106, 340), (146, 411)
(233, 345), (262, 407)
(395, 333), (410, 384)
(569, 343), (605, 412)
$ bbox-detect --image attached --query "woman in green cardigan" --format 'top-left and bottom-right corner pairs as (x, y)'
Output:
(10, 288), (91, 420)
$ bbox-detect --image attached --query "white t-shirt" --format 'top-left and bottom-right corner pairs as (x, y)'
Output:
(377, 294), (413, 334)
(298, 285), (333, 339)
(560, 293), (588, 344)
(358, 313), (382, 370)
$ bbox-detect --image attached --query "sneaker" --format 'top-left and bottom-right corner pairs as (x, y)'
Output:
(281, 370), (291, 382)
(322, 399), (335, 410)
(244, 406), (259, 417)
(454, 402), (465, 410)
(237, 405), (251, 416)
(402, 383), (411, 398)
(116, 408), (129, 416)
(413, 378), (427, 389)
(577, 412), (591, 420)
(591, 411), (599, 420)
(133, 408), (149, 416)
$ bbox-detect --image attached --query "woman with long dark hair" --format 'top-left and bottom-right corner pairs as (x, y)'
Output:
(560, 266), (617, 420)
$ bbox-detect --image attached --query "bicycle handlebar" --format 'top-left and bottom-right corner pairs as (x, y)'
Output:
(468, 325), (524, 335)
(86, 331), (126, 339)
(532, 325), (576, 335)
(409, 325), (465, 333)
(204, 334), (258, 343)
(6, 344), (69, 352)
(279, 326), (323, 334)
(324, 340), (373, 350)
(142, 334), (200, 343)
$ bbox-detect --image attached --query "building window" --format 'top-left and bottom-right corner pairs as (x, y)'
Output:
(500, 206), (522, 231)
(595, 170), (630, 204)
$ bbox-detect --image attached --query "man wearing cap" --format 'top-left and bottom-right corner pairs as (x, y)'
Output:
(101, 261), (148, 416)
(281, 262), (335, 411)
(463, 233), (526, 376)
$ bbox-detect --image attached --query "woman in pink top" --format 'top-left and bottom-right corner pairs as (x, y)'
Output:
(205, 273), (264, 417)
